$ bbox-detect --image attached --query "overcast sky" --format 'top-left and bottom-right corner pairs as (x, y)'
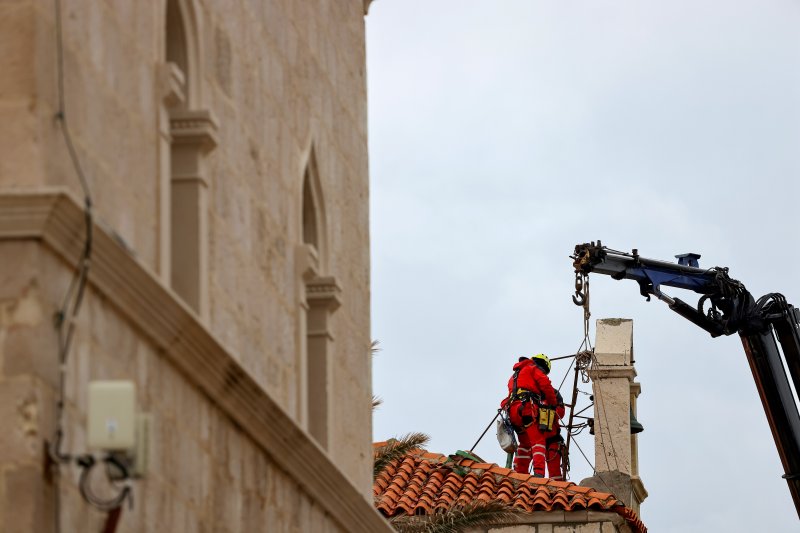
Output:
(366, 1), (800, 531)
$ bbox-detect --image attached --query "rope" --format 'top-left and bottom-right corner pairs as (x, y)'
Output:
(468, 410), (501, 453)
(569, 433), (617, 496)
(561, 271), (595, 479)
(567, 270), (622, 475)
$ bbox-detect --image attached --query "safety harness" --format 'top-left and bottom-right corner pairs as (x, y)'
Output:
(505, 368), (556, 432)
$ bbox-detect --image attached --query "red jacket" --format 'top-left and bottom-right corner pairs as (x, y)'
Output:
(506, 358), (557, 407)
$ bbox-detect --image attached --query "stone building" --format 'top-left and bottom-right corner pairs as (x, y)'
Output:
(0, 0), (388, 531)
(374, 319), (647, 532)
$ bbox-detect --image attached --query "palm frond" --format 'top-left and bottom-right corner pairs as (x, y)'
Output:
(372, 395), (384, 411)
(390, 500), (521, 533)
(387, 515), (428, 533)
(370, 339), (381, 357)
(373, 432), (429, 478)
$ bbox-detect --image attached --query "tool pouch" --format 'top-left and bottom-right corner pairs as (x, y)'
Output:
(538, 407), (556, 432)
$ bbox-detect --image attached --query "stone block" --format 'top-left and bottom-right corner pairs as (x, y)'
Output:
(0, 377), (50, 463)
(3, 318), (59, 386)
(1, 288), (44, 331)
(142, 479), (175, 529)
(0, 465), (47, 532)
(0, 243), (40, 302)
(0, 103), (43, 186)
(600, 521), (619, 533)
(0, 3), (36, 101)
(594, 319), (633, 366)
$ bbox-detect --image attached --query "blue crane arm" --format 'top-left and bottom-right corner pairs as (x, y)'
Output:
(573, 243), (725, 297)
(572, 241), (800, 518)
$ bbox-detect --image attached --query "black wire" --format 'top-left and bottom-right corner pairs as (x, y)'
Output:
(77, 457), (132, 512)
(557, 357), (575, 392)
(468, 410), (501, 453)
(569, 435), (617, 496)
(54, 0), (92, 201)
(52, 0), (96, 530)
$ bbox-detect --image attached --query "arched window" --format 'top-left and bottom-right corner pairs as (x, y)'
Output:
(160, 0), (217, 318)
(297, 148), (339, 448)
(302, 171), (319, 251)
(166, 0), (188, 87)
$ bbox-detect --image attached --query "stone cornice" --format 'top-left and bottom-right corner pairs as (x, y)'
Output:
(306, 276), (342, 312)
(588, 365), (637, 380)
(0, 190), (390, 533)
(631, 475), (648, 504)
(169, 109), (219, 151)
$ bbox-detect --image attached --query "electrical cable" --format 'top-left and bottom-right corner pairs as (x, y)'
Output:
(569, 434), (617, 496)
(51, 0), (96, 530)
(76, 455), (133, 512)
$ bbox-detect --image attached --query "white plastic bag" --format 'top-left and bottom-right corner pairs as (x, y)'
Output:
(496, 418), (517, 454)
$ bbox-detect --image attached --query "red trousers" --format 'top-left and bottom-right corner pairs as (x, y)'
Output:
(508, 400), (547, 476)
(514, 425), (547, 476)
(545, 436), (563, 480)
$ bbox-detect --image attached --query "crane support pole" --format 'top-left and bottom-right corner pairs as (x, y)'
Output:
(740, 326), (800, 517)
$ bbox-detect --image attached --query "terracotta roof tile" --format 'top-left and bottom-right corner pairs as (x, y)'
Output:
(373, 445), (646, 533)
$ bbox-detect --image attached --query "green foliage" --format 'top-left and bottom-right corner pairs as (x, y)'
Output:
(373, 433), (430, 479)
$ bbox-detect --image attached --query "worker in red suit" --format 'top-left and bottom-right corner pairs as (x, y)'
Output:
(544, 390), (567, 480)
(500, 354), (558, 477)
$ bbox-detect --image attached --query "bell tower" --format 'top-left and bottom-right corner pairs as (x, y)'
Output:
(581, 318), (648, 516)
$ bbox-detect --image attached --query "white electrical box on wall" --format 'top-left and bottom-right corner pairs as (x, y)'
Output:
(88, 381), (136, 450)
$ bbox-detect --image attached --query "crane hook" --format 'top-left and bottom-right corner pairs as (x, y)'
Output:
(572, 272), (586, 306)
(572, 272), (586, 307)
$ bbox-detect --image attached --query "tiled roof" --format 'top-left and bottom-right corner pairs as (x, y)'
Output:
(373, 445), (646, 533)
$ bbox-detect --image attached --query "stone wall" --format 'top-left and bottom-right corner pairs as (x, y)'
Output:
(0, 241), (344, 531)
(462, 511), (631, 533)
(0, 225), (387, 531)
(0, 0), (371, 484)
(1, 0), (377, 529)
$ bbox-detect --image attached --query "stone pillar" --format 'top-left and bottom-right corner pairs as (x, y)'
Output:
(581, 318), (647, 515)
(305, 276), (341, 449)
(169, 109), (218, 319)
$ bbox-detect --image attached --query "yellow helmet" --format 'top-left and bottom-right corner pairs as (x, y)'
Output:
(532, 353), (551, 374)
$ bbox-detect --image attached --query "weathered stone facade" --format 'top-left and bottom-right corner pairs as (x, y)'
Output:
(1, 0), (383, 531)
(477, 513), (633, 532)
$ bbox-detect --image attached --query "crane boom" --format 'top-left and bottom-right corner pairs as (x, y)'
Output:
(572, 241), (800, 518)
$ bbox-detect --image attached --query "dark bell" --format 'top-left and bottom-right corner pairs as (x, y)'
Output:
(630, 408), (644, 434)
